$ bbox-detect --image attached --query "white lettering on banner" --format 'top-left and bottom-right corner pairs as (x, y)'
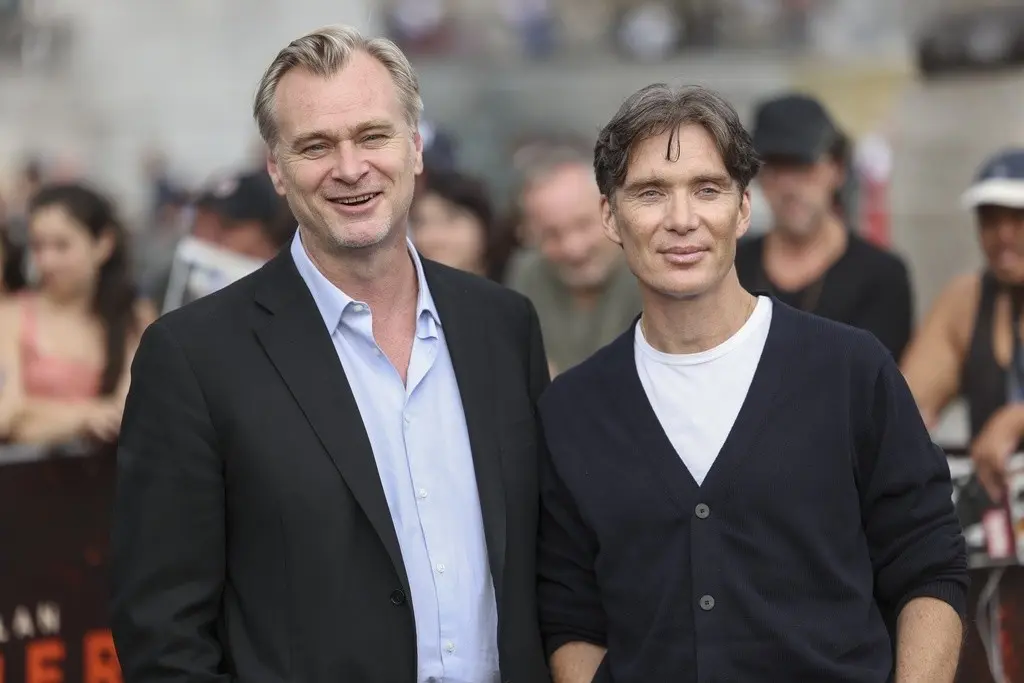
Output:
(0, 601), (62, 643)
(36, 602), (60, 636)
(12, 606), (34, 639)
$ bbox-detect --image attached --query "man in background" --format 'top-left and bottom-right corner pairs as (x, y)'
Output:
(139, 168), (294, 311)
(508, 147), (641, 375)
(735, 92), (913, 358)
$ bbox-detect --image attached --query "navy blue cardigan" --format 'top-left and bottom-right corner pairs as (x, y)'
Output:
(537, 300), (968, 683)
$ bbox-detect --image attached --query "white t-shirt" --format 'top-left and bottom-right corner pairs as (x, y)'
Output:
(634, 296), (773, 486)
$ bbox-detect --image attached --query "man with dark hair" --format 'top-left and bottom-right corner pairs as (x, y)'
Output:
(735, 93), (914, 359)
(536, 83), (967, 683)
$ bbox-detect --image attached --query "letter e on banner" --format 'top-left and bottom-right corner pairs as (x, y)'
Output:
(84, 630), (122, 683)
(26, 638), (65, 683)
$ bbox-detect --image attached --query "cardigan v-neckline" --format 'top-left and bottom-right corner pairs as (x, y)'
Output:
(600, 297), (806, 513)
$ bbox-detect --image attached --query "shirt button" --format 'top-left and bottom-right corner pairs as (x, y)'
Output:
(699, 594), (715, 611)
(436, 563), (445, 573)
(353, 303), (366, 312)
(417, 488), (428, 499)
(695, 503), (710, 519)
(445, 640), (455, 653)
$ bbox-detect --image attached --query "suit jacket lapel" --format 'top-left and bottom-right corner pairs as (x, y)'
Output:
(423, 261), (508, 604)
(251, 251), (410, 595)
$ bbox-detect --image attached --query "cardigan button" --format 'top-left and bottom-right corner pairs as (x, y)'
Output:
(695, 503), (710, 519)
(699, 594), (715, 611)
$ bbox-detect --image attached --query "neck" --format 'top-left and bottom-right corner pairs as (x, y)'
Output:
(641, 270), (756, 354)
(41, 286), (95, 316)
(300, 226), (418, 311)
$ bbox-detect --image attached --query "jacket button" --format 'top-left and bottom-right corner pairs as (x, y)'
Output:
(390, 589), (407, 606)
(695, 503), (710, 519)
(699, 594), (715, 611)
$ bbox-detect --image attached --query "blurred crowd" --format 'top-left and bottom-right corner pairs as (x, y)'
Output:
(0, 74), (1022, 498)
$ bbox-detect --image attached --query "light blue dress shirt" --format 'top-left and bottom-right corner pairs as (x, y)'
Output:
(290, 232), (499, 683)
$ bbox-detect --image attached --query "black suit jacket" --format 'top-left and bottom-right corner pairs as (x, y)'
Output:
(110, 247), (552, 683)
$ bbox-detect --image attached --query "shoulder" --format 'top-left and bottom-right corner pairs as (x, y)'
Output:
(846, 236), (910, 281)
(774, 300), (893, 377)
(539, 326), (632, 416)
(935, 271), (983, 310)
(0, 295), (23, 326)
(0, 296), (23, 352)
(148, 262), (267, 349)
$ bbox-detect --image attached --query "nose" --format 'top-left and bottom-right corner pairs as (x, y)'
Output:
(330, 142), (369, 185)
(560, 231), (592, 263)
(666, 192), (699, 233)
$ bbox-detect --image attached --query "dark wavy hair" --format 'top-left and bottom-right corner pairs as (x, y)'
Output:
(418, 169), (519, 282)
(29, 183), (138, 396)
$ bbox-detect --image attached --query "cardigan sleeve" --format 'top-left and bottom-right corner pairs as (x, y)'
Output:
(536, 421), (608, 657)
(858, 350), (969, 620)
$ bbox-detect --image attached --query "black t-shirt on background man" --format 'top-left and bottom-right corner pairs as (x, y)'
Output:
(736, 234), (914, 359)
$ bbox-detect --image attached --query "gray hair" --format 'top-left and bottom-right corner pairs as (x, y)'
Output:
(594, 84), (761, 199)
(253, 24), (424, 151)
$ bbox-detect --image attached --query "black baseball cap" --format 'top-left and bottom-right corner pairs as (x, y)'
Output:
(196, 169), (282, 226)
(962, 148), (1024, 210)
(751, 93), (842, 164)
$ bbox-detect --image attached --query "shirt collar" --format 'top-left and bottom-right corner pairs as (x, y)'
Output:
(290, 229), (440, 335)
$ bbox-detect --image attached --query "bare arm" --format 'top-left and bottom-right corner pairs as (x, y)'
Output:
(10, 398), (109, 444)
(900, 274), (977, 428)
(894, 597), (963, 683)
(550, 642), (606, 683)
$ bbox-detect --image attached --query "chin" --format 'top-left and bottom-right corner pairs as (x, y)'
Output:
(325, 219), (394, 250)
(646, 270), (721, 300)
(994, 267), (1024, 287)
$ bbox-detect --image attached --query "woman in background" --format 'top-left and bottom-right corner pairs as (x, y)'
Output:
(410, 169), (516, 282)
(0, 183), (155, 445)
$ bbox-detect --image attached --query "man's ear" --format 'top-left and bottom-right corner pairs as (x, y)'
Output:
(735, 188), (752, 240)
(266, 151), (287, 197)
(601, 195), (622, 246)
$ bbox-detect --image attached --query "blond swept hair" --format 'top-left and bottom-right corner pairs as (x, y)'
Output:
(253, 24), (423, 152)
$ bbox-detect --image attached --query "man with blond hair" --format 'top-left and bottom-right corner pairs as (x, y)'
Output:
(110, 24), (551, 683)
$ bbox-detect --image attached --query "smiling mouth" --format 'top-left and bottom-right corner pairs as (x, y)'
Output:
(329, 192), (380, 206)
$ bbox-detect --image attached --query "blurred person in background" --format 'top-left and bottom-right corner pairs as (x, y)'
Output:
(410, 168), (515, 281)
(736, 93), (913, 359)
(0, 183), (155, 445)
(0, 193), (27, 294)
(5, 156), (44, 246)
(508, 147), (641, 375)
(141, 168), (296, 311)
(210, 169), (295, 261)
(903, 148), (1024, 500)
